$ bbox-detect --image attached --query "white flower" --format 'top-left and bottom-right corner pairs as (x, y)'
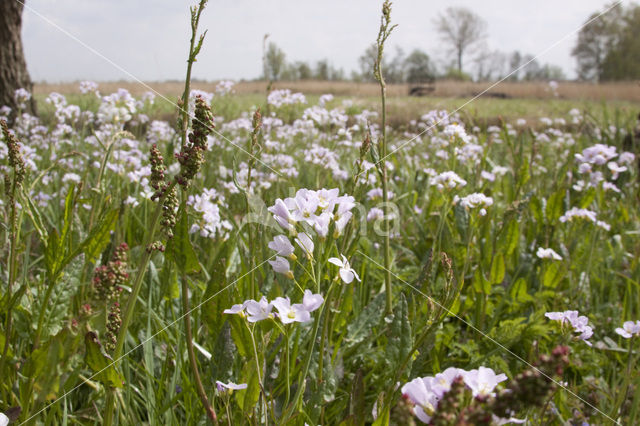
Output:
(295, 232), (314, 259)
(615, 320), (640, 339)
(216, 381), (247, 392)
(536, 247), (562, 261)
(223, 303), (245, 317)
(272, 297), (312, 324)
(268, 256), (294, 279)
(328, 254), (360, 284)
(268, 235), (295, 259)
(302, 290), (324, 312)
(545, 310), (593, 345)
(463, 367), (508, 398)
(244, 297), (274, 322)
(0, 412), (8, 426)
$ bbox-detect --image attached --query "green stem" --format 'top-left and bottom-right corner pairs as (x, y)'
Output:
(182, 274), (218, 424)
(284, 281), (335, 421)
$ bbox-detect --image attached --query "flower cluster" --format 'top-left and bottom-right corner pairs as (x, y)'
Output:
(545, 310), (593, 345)
(105, 302), (121, 354)
(223, 290), (323, 324)
(455, 193), (494, 216)
(429, 171), (467, 191)
(93, 243), (129, 302)
(559, 207), (610, 231)
(401, 366), (508, 423)
(573, 143), (633, 192)
(268, 188), (355, 238)
(176, 95), (214, 188)
(267, 89), (307, 108)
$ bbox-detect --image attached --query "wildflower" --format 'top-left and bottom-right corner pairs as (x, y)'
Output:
(367, 207), (384, 222)
(536, 247), (562, 261)
(268, 198), (296, 233)
(429, 171), (467, 191)
(272, 297), (312, 324)
(545, 310), (593, 345)
(244, 297), (274, 322)
(294, 232), (314, 259)
(268, 256), (294, 279)
(0, 412), (8, 426)
(401, 377), (439, 423)
(216, 381), (247, 392)
(328, 254), (360, 284)
(301, 289), (324, 312)
(463, 367), (508, 398)
(615, 320), (640, 338)
(223, 304), (245, 317)
(105, 302), (121, 354)
(268, 235), (296, 259)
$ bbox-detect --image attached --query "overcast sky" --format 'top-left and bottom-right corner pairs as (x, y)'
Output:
(22, 0), (625, 83)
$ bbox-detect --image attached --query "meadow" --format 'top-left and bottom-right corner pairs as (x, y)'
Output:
(2, 2), (640, 425)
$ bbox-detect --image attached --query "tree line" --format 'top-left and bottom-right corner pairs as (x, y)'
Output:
(262, 2), (640, 84)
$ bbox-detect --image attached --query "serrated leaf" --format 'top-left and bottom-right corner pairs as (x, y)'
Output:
(454, 203), (469, 240)
(385, 294), (412, 373)
(344, 293), (385, 350)
(84, 332), (124, 388)
(211, 323), (236, 384)
(166, 206), (201, 275)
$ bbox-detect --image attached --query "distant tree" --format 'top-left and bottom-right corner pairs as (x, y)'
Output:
(315, 60), (330, 81)
(358, 44), (382, 82)
(600, 5), (640, 80)
(295, 61), (313, 80)
(385, 46), (406, 84)
(0, 0), (36, 115)
(572, 2), (624, 81)
(473, 49), (506, 81)
(404, 49), (434, 83)
(508, 51), (522, 81)
(264, 42), (286, 81)
(434, 7), (487, 74)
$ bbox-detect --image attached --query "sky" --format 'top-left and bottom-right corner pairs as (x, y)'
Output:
(21, 0), (625, 83)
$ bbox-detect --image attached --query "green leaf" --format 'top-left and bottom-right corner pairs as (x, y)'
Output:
(44, 229), (62, 279)
(344, 293), (385, 350)
(490, 253), (505, 285)
(166, 206), (201, 275)
(545, 189), (565, 224)
(579, 186), (597, 209)
(211, 323), (235, 384)
(473, 269), (491, 295)
(509, 278), (534, 303)
(542, 262), (565, 288)
(78, 209), (119, 263)
(454, 204), (469, 240)
(60, 185), (76, 247)
(530, 195), (543, 224)
(20, 190), (47, 243)
(385, 294), (412, 375)
(84, 332), (124, 388)
(500, 220), (520, 256)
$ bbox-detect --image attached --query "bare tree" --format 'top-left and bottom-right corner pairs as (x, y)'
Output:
(434, 7), (487, 74)
(0, 0), (36, 115)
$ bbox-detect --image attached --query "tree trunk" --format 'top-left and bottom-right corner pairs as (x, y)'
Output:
(0, 0), (37, 117)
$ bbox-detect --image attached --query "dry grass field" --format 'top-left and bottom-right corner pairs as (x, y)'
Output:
(34, 79), (640, 101)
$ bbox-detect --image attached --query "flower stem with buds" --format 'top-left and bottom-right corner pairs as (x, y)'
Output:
(373, 1), (397, 315)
